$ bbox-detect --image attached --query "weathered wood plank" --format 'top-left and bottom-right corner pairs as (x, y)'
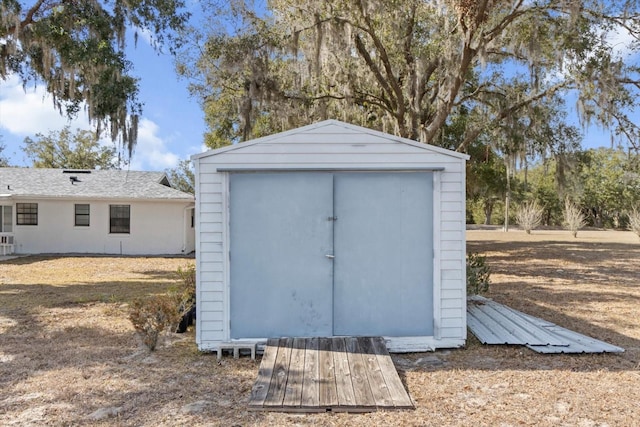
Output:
(370, 337), (414, 409)
(344, 337), (376, 409)
(263, 337), (293, 406)
(248, 338), (279, 408)
(332, 337), (356, 407)
(318, 337), (338, 408)
(250, 336), (412, 412)
(359, 337), (394, 408)
(300, 337), (320, 408)
(283, 337), (306, 408)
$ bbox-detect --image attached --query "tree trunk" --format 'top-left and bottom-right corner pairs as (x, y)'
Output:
(484, 200), (494, 225)
(594, 208), (603, 228)
(503, 165), (511, 232)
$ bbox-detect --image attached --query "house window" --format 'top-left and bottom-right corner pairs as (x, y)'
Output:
(75, 204), (90, 227)
(110, 205), (130, 234)
(0, 206), (12, 232)
(16, 203), (38, 226)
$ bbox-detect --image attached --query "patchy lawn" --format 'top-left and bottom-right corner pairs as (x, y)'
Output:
(1, 230), (639, 426)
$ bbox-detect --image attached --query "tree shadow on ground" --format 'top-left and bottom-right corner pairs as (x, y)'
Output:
(0, 253), (194, 266)
(434, 238), (640, 374)
(468, 240), (639, 287)
(0, 283), (260, 424)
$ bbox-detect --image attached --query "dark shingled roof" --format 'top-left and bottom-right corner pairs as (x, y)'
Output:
(0, 168), (193, 201)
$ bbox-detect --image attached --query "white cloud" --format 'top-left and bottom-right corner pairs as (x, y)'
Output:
(0, 75), (92, 135)
(1, 75), (183, 171)
(128, 118), (180, 170)
(607, 26), (638, 58)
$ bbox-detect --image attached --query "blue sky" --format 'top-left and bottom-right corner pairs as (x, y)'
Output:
(0, 33), (207, 171)
(0, 15), (633, 171)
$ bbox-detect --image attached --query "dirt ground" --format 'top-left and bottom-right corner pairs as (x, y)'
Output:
(1, 230), (639, 426)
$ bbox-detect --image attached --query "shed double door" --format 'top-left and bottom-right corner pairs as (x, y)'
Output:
(229, 172), (434, 339)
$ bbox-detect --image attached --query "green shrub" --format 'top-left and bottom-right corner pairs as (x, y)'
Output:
(466, 252), (491, 295)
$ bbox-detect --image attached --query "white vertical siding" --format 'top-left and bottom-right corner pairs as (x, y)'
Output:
(194, 121), (468, 352)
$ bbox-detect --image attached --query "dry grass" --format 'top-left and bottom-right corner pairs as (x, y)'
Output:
(1, 231), (639, 426)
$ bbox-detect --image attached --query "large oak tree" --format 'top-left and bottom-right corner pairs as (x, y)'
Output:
(180, 0), (639, 152)
(1, 0), (189, 155)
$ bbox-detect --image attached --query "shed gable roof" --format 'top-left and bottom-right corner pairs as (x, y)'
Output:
(0, 168), (194, 201)
(192, 120), (470, 161)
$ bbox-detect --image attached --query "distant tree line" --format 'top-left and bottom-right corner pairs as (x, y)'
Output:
(467, 146), (640, 229)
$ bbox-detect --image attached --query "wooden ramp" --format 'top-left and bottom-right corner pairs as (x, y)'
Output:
(248, 336), (414, 413)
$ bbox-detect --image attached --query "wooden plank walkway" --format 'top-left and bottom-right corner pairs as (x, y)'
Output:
(248, 336), (414, 413)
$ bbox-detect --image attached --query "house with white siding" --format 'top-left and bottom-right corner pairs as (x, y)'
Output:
(0, 168), (195, 256)
(191, 120), (469, 352)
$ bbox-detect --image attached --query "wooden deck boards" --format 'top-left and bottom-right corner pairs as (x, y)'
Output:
(248, 336), (414, 413)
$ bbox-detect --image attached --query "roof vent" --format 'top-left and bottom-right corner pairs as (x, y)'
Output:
(63, 169), (92, 174)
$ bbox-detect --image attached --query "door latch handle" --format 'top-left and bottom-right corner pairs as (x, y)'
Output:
(325, 254), (335, 259)
(327, 216), (338, 221)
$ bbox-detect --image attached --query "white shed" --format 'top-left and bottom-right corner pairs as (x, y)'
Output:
(192, 120), (469, 352)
